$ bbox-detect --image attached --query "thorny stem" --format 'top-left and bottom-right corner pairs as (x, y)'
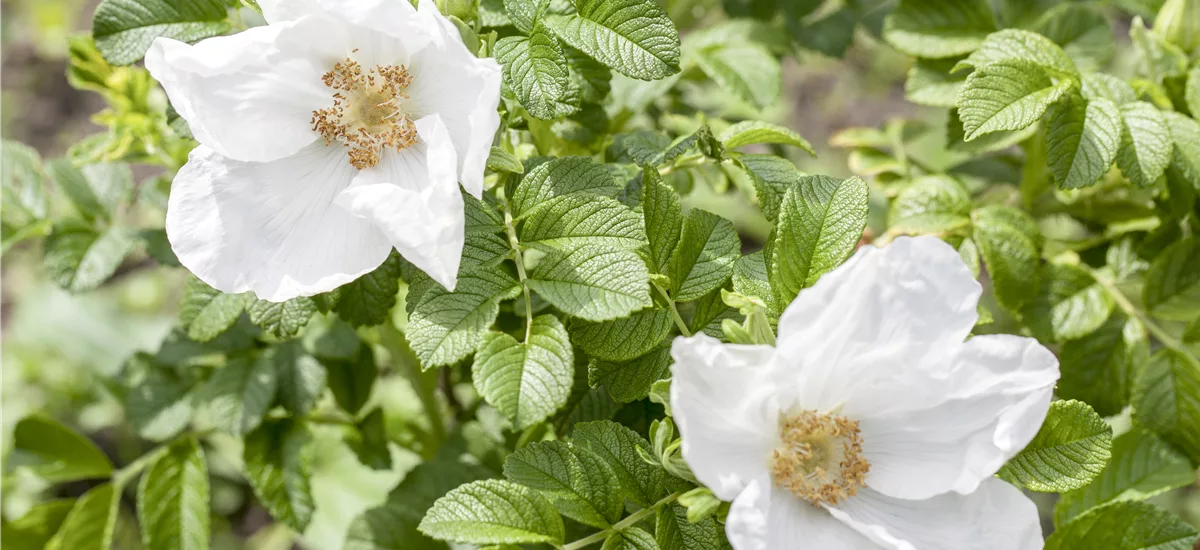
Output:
(503, 201), (535, 342)
(560, 492), (685, 550)
(655, 283), (692, 337)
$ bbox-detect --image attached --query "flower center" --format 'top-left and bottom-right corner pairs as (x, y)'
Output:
(770, 409), (869, 506)
(311, 52), (418, 170)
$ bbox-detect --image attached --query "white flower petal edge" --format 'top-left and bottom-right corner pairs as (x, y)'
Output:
(827, 479), (1044, 550)
(166, 142), (392, 301)
(727, 476), (879, 550)
(335, 114), (463, 291)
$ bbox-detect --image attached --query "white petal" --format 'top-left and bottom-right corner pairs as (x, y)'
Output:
(405, 0), (502, 198)
(669, 334), (781, 501)
(856, 334), (1058, 499)
(166, 142), (392, 301)
(726, 476), (879, 550)
(256, 0), (320, 22)
(770, 235), (982, 413)
(334, 114), (463, 290)
(312, 0), (433, 58)
(827, 479), (1043, 550)
(145, 16), (353, 163)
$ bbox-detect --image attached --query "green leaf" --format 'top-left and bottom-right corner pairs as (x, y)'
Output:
(642, 168), (683, 274)
(243, 420), (315, 532)
(1081, 72), (1137, 105)
(543, 0), (680, 81)
(655, 503), (728, 550)
(268, 341), (326, 416)
(999, 400), (1113, 492)
(12, 415), (112, 483)
(1132, 348), (1200, 463)
(487, 147), (524, 174)
(247, 297), (317, 339)
(512, 157), (620, 220)
(905, 58), (967, 108)
(565, 45), (613, 103)
(972, 205), (1042, 312)
(1058, 316), (1147, 417)
(473, 314), (574, 429)
(138, 438), (209, 550)
(735, 155), (802, 221)
(495, 25), (573, 119)
(46, 483), (119, 550)
(1022, 263), (1115, 342)
(572, 420), (665, 507)
(1045, 501), (1198, 550)
(335, 253), (402, 326)
(1116, 101), (1173, 187)
(572, 307), (673, 362)
(1143, 238), (1200, 321)
(770, 175), (868, 305)
(691, 43), (780, 109)
(198, 355), (277, 436)
(92, 0), (231, 65)
(882, 0), (996, 58)
(504, 0), (549, 34)
(0, 500), (74, 549)
(603, 528), (659, 550)
(346, 408), (392, 471)
(45, 159), (126, 222)
(589, 346), (672, 403)
(667, 209), (739, 303)
(955, 29), (1078, 77)
(946, 105), (1038, 154)
(521, 195), (645, 252)
(322, 344), (377, 416)
(1045, 95), (1121, 189)
(179, 277), (250, 342)
(504, 441), (622, 527)
(609, 132), (672, 165)
(1165, 111), (1200, 189)
(1188, 66), (1200, 118)
(43, 227), (136, 293)
(418, 479), (566, 545)
(528, 245), (651, 321)
(408, 268), (522, 367)
(887, 174), (972, 235)
(121, 354), (196, 441)
(957, 59), (1073, 141)
(733, 251), (779, 315)
(719, 121), (814, 155)
(1055, 429), (1196, 525)
(1032, 4), (1113, 72)
(1, 140), (48, 229)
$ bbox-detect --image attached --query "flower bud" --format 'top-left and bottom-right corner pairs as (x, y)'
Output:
(436, 0), (478, 23)
(1154, 0), (1200, 53)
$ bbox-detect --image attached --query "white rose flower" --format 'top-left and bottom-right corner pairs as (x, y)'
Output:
(670, 236), (1059, 550)
(146, 0), (501, 300)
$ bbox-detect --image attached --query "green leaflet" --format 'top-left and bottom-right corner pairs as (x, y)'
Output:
(999, 400), (1113, 492)
(504, 0), (550, 34)
(1058, 315), (1146, 417)
(571, 307), (673, 362)
(46, 483), (120, 550)
(955, 29), (1078, 77)
(589, 346), (672, 403)
(92, 0), (231, 65)
(334, 253), (403, 327)
(1032, 4), (1114, 72)
(887, 174), (972, 235)
(1, 500), (74, 549)
(45, 159), (129, 222)
(197, 355), (277, 436)
(691, 43), (780, 109)
(543, 0), (681, 81)
(957, 59), (1073, 141)
(1054, 429), (1196, 525)
(668, 209), (740, 302)
(1132, 348), (1200, 463)
(1081, 72), (1137, 105)
(719, 121), (814, 154)
(138, 438), (209, 550)
(512, 157), (620, 219)
(487, 146), (525, 174)
(735, 154), (803, 221)
(971, 205), (1042, 312)
(1116, 101), (1173, 188)
(407, 268), (522, 368)
(120, 354), (195, 441)
(528, 245), (651, 321)
(473, 314), (574, 429)
(495, 25), (573, 120)
(12, 415), (113, 483)
(882, 0), (996, 58)
(243, 420), (315, 532)
(641, 167), (683, 274)
(603, 527), (658, 550)
(655, 503), (727, 550)
(321, 343), (377, 416)
(905, 58), (966, 108)
(521, 194), (645, 252)
(1142, 238), (1200, 321)
(503, 440), (622, 528)
(770, 175), (868, 305)
(572, 420), (666, 507)
(267, 341), (326, 416)
(1021, 263), (1115, 342)
(43, 226), (137, 293)
(1165, 111), (1200, 188)
(179, 278), (251, 342)
(1046, 501), (1198, 550)
(247, 297), (317, 339)
(1188, 66), (1200, 118)
(418, 480), (566, 545)
(1045, 95), (1121, 189)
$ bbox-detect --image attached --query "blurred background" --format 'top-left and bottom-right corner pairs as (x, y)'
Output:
(3, 0), (1198, 548)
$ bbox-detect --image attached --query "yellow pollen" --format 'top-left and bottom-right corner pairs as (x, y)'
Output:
(311, 51), (417, 170)
(770, 409), (870, 506)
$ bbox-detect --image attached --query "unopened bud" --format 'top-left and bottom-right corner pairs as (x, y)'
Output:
(1155, 0), (1200, 53)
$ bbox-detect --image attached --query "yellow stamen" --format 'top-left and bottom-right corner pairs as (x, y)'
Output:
(311, 52), (418, 170)
(770, 409), (870, 506)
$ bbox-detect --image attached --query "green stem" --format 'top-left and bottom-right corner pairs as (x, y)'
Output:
(561, 492), (684, 550)
(113, 445), (170, 488)
(655, 283), (692, 337)
(503, 202), (535, 342)
(1088, 268), (1196, 362)
(381, 324), (447, 455)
